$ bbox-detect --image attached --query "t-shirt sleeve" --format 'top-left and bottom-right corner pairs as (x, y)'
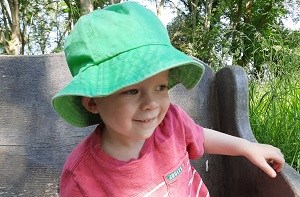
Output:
(59, 168), (83, 196)
(172, 104), (205, 160)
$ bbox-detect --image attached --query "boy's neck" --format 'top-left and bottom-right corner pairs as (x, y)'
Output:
(100, 127), (146, 162)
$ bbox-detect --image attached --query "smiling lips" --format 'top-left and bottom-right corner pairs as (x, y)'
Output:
(134, 117), (156, 123)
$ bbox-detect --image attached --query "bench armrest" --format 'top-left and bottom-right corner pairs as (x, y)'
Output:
(216, 66), (300, 197)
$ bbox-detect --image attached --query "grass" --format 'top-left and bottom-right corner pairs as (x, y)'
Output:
(249, 72), (300, 172)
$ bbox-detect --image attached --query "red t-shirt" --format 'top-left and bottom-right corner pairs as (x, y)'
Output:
(59, 104), (209, 196)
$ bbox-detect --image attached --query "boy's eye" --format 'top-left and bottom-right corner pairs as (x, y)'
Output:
(124, 89), (139, 95)
(155, 85), (168, 92)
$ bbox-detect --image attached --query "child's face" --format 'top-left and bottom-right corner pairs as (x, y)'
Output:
(93, 70), (170, 141)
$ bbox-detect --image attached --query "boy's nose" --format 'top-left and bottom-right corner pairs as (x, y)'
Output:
(140, 94), (159, 111)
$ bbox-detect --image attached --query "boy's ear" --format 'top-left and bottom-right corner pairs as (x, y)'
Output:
(82, 97), (98, 114)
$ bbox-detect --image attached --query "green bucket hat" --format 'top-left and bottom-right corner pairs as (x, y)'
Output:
(52, 1), (205, 127)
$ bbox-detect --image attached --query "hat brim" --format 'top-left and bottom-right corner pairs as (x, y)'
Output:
(52, 44), (205, 127)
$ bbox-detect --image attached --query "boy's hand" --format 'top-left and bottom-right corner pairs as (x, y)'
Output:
(245, 143), (285, 178)
(203, 128), (285, 178)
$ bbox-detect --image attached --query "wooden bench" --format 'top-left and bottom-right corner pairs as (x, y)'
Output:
(1, 54), (299, 196)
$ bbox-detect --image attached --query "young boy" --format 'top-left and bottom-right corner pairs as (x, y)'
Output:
(52, 2), (284, 196)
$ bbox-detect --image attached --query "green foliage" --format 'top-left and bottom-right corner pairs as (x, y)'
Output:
(168, 0), (289, 71)
(0, 0), (70, 54)
(168, 14), (223, 70)
(249, 73), (300, 173)
(0, 0), (117, 55)
(249, 28), (300, 172)
(249, 25), (300, 79)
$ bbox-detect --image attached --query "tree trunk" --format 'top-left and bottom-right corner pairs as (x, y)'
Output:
(190, 0), (199, 30)
(237, 0), (252, 68)
(79, 0), (94, 16)
(231, 0), (243, 66)
(156, 0), (165, 17)
(245, 0), (252, 23)
(204, 0), (213, 31)
(7, 0), (22, 55)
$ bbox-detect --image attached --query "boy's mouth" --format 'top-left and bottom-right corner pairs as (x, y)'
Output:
(134, 117), (156, 123)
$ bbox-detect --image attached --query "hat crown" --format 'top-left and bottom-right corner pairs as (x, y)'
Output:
(64, 2), (171, 76)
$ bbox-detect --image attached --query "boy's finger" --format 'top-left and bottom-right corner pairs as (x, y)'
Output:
(268, 152), (285, 171)
(260, 160), (277, 178)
